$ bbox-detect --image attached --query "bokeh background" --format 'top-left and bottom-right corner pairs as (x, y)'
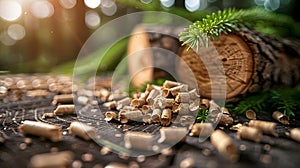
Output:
(0, 0), (299, 73)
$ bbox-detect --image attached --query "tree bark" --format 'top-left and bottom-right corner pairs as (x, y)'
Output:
(127, 25), (300, 101)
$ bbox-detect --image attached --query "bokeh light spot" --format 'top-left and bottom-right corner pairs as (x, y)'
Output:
(0, 0), (22, 21)
(30, 0), (55, 19)
(59, 0), (77, 9)
(160, 0), (175, 8)
(84, 0), (101, 9)
(7, 24), (26, 41)
(101, 0), (117, 16)
(141, 0), (152, 4)
(264, 0), (280, 11)
(0, 31), (16, 46)
(85, 11), (101, 29)
(185, 0), (201, 12)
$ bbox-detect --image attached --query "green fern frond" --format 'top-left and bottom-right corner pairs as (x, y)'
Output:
(179, 7), (299, 50)
(196, 108), (209, 123)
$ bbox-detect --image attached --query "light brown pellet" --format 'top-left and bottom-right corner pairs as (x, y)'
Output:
(237, 126), (262, 143)
(146, 89), (160, 105)
(68, 121), (96, 140)
(52, 94), (74, 105)
(272, 111), (289, 125)
(29, 151), (74, 168)
(105, 111), (117, 122)
(189, 123), (214, 137)
(118, 110), (143, 124)
(26, 90), (49, 98)
(131, 98), (145, 107)
(124, 131), (153, 150)
(18, 120), (62, 142)
(161, 109), (172, 126)
(42, 112), (54, 119)
(103, 101), (117, 110)
(117, 97), (132, 110)
(290, 128), (300, 142)
(248, 120), (278, 136)
(210, 130), (239, 162)
(169, 84), (188, 97)
(54, 104), (75, 116)
(162, 80), (182, 88)
(151, 109), (162, 123)
(158, 127), (187, 143)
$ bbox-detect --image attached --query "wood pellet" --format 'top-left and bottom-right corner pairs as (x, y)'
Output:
(68, 121), (96, 140)
(189, 123), (214, 137)
(237, 126), (262, 143)
(29, 151), (74, 168)
(248, 120), (278, 136)
(211, 130), (239, 162)
(158, 127), (187, 143)
(18, 120), (62, 142)
(52, 94), (74, 105)
(272, 111), (289, 125)
(124, 131), (153, 150)
(54, 104), (75, 116)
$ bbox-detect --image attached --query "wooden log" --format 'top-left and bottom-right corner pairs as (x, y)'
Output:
(127, 25), (300, 101)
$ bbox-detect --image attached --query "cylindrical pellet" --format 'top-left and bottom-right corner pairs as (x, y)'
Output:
(18, 120), (62, 142)
(272, 111), (289, 125)
(237, 126), (262, 143)
(124, 131), (153, 150)
(105, 111), (117, 122)
(52, 94), (74, 105)
(211, 130), (239, 162)
(290, 128), (300, 142)
(29, 151), (74, 168)
(161, 109), (172, 126)
(54, 104), (75, 116)
(158, 127), (187, 143)
(68, 121), (96, 140)
(189, 123), (214, 137)
(248, 120), (278, 136)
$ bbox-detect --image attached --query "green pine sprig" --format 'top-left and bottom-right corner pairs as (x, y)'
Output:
(179, 7), (299, 50)
(226, 86), (300, 117)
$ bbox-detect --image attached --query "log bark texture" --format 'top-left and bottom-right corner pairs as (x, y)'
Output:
(127, 25), (300, 101)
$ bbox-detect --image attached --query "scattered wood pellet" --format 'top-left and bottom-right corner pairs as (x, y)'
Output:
(54, 104), (75, 116)
(118, 110), (143, 123)
(104, 111), (116, 122)
(272, 111), (289, 125)
(158, 127), (187, 143)
(248, 120), (278, 137)
(103, 101), (117, 110)
(180, 157), (195, 168)
(290, 128), (300, 142)
(117, 97), (132, 110)
(210, 130), (239, 162)
(131, 98), (146, 107)
(18, 120), (62, 142)
(218, 109), (234, 126)
(29, 151), (74, 168)
(100, 147), (111, 155)
(199, 99), (210, 109)
(189, 123), (214, 137)
(161, 109), (172, 126)
(208, 100), (221, 118)
(245, 110), (256, 120)
(26, 89), (49, 98)
(24, 137), (32, 145)
(42, 112), (54, 119)
(68, 121), (96, 140)
(52, 94), (74, 105)
(124, 131), (153, 150)
(237, 126), (262, 143)
(81, 153), (94, 162)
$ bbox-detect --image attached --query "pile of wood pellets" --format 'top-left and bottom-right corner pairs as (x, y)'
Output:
(1, 74), (300, 168)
